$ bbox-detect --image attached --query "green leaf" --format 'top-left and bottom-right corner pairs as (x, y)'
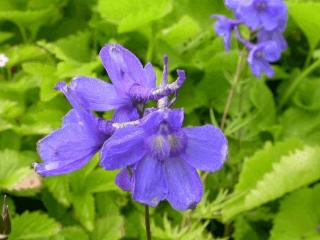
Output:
(98, 0), (173, 33)
(0, 150), (33, 190)
(23, 63), (58, 101)
(158, 15), (201, 50)
(270, 185), (320, 240)
(9, 211), (60, 240)
(91, 215), (124, 240)
(84, 169), (118, 193)
(245, 146), (320, 209)
(293, 78), (320, 111)
(0, 5), (60, 39)
(222, 139), (304, 221)
(44, 175), (72, 207)
(233, 217), (259, 240)
(49, 226), (89, 240)
(0, 31), (14, 43)
(289, 2), (320, 49)
(72, 193), (95, 231)
(6, 45), (47, 67)
(280, 107), (320, 145)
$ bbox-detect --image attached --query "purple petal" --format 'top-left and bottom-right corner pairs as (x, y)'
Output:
(36, 111), (107, 176)
(238, 6), (259, 30)
(99, 44), (146, 93)
(165, 157), (203, 211)
(70, 76), (128, 111)
(180, 125), (228, 172)
(100, 126), (146, 170)
(112, 106), (140, 122)
(133, 156), (167, 207)
(260, 11), (280, 31)
(144, 63), (156, 89)
(116, 168), (133, 192)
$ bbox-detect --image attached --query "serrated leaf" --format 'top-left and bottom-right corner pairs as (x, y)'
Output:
(6, 45), (46, 67)
(0, 150), (33, 190)
(9, 211), (60, 240)
(0, 5), (60, 39)
(44, 175), (71, 207)
(98, 0), (173, 33)
(236, 139), (304, 192)
(91, 215), (124, 240)
(245, 146), (320, 209)
(84, 169), (118, 193)
(270, 185), (320, 240)
(72, 193), (95, 231)
(222, 139), (304, 221)
(23, 63), (58, 101)
(50, 226), (89, 240)
(158, 15), (201, 50)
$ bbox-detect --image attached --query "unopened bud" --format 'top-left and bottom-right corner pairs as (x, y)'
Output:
(2, 196), (10, 235)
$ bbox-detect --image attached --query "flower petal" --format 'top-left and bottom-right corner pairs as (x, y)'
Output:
(99, 44), (146, 93)
(144, 63), (156, 89)
(115, 168), (133, 192)
(165, 157), (203, 211)
(35, 110), (108, 176)
(133, 156), (167, 207)
(112, 106), (139, 122)
(70, 76), (128, 111)
(180, 125), (228, 172)
(100, 126), (146, 170)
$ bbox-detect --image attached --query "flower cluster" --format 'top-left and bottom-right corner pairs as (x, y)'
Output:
(35, 44), (228, 211)
(212, 0), (288, 77)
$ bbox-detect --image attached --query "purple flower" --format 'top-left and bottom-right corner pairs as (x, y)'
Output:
(225, 0), (239, 10)
(100, 109), (228, 210)
(212, 15), (241, 51)
(58, 44), (185, 122)
(236, 0), (287, 31)
(257, 17), (288, 51)
(257, 29), (287, 52)
(247, 41), (281, 77)
(34, 109), (113, 176)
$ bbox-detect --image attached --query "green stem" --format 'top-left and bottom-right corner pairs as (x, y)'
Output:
(17, 25), (28, 43)
(145, 206), (152, 240)
(220, 50), (246, 130)
(279, 59), (320, 108)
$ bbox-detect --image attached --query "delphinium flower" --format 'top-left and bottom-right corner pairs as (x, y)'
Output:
(57, 44), (185, 122)
(35, 44), (185, 176)
(212, 0), (288, 77)
(0, 54), (8, 68)
(34, 43), (228, 239)
(101, 107), (227, 210)
(100, 57), (228, 210)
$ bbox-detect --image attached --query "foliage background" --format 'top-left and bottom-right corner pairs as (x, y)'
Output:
(0, 0), (320, 239)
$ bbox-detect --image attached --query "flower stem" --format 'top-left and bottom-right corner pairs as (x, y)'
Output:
(220, 50), (246, 130)
(145, 205), (152, 240)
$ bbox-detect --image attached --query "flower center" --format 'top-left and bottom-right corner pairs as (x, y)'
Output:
(255, 50), (264, 59)
(255, 0), (267, 11)
(146, 123), (187, 161)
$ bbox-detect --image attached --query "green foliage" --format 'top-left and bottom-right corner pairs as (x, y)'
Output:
(270, 185), (320, 240)
(0, 150), (33, 190)
(9, 211), (60, 239)
(0, 0), (320, 239)
(289, 2), (320, 49)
